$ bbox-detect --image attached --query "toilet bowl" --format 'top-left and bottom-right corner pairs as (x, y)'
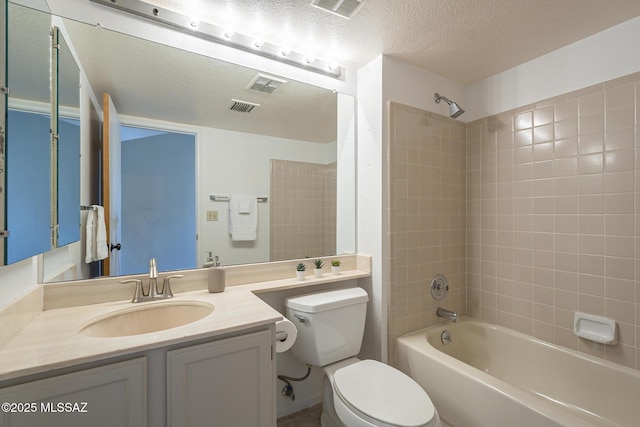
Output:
(285, 288), (442, 427)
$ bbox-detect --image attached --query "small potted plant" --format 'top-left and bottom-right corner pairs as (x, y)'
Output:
(331, 259), (341, 275)
(313, 259), (324, 278)
(295, 263), (306, 281)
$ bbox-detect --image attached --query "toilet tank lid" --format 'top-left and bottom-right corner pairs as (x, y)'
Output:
(285, 288), (368, 313)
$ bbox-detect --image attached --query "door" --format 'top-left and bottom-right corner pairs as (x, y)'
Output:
(102, 93), (121, 275)
(120, 126), (196, 275)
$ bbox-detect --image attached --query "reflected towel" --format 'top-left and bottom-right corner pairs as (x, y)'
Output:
(94, 206), (109, 260)
(84, 205), (109, 263)
(229, 195), (257, 241)
(84, 208), (95, 264)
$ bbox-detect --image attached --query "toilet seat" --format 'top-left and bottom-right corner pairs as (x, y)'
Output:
(332, 359), (438, 427)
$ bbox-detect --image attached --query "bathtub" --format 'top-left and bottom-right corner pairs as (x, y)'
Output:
(397, 318), (640, 427)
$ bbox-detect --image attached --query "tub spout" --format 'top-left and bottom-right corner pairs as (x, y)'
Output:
(436, 307), (458, 323)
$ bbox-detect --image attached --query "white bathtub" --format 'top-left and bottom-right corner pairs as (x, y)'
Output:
(397, 318), (640, 427)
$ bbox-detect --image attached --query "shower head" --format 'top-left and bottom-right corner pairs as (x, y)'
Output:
(434, 93), (465, 118)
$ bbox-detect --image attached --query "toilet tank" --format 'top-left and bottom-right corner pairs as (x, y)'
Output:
(285, 288), (369, 367)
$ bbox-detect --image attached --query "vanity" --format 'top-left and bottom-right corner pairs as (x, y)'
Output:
(0, 255), (371, 427)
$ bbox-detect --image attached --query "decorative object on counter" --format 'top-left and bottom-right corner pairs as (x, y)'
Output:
(296, 263), (307, 281)
(313, 258), (324, 278)
(331, 259), (341, 275)
(208, 266), (226, 293)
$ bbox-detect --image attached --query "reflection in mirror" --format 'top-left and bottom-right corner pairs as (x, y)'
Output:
(0, 0), (5, 265)
(55, 31), (80, 247)
(12, 8), (355, 282)
(6, 3), (52, 264)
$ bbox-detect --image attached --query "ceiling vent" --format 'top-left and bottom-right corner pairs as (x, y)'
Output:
(247, 73), (287, 94)
(227, 99), (260, 113)
(311, 0), (365, 19)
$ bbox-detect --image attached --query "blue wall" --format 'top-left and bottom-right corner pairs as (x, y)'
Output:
(6, 110), (51, 264)
(57, 118), (81, 247)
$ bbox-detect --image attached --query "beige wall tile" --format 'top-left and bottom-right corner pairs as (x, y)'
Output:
(388, 75), (640, 370)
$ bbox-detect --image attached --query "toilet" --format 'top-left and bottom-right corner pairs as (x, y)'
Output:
(285, 287), (442, 427)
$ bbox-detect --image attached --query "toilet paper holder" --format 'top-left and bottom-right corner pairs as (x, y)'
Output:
(275, 318), (298, 353)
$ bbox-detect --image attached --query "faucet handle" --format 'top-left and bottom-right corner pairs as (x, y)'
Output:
(120, 279), (145, 303)
(161, 274), (184, 298)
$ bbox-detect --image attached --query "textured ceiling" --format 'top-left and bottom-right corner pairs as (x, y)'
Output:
(61, 16), (337, 143)
(143, 0), (640, 84)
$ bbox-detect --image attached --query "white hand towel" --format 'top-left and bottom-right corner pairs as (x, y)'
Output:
(84, 209), (96, 264)
(229, 195), (257, 241)
(94, 205), (109, 260)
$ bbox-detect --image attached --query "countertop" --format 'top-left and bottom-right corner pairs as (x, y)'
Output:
(0, 288), (281, 382)
(0, 255), (372, 383)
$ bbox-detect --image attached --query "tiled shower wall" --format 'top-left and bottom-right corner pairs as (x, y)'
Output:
(388, 72), (640, 370)
(270, 159), (336, 261)
(468, 73), (640, 370)
(387, 103), (467, 364)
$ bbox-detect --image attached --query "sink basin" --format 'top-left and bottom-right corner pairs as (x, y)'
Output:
(79, 301), (214, 337)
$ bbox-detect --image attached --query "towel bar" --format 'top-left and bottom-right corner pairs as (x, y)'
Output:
(209, 195), (268, 203)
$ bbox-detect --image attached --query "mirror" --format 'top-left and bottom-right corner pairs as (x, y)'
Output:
(55, 29), (81, 247)
(5, 3), (52, 264)
(4, 3), (82, 267)
(21, 5), (356, 281)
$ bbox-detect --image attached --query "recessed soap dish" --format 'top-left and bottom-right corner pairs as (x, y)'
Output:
(573, 312), (617, 345)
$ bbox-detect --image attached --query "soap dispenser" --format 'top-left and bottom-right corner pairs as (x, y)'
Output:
(208, 256), (225, 293)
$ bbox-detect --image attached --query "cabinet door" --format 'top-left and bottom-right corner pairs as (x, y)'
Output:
(0, 358), (146, 427)
(167, 330), (273, 427)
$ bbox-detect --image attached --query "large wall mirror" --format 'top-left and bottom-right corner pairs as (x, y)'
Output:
(6, 2), (53, 264)
(6, 0), (356, 282)
(5, 2), (81, 266)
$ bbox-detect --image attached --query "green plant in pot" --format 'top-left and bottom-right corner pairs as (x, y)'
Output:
(296, 263), (306, 280)
(331, 259), (341, 274)
(313, 259), (324, 278)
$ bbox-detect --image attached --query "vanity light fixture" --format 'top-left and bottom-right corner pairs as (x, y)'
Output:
(90, 0), (343, 78)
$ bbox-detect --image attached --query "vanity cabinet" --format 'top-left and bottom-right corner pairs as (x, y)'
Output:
(167, 329), (273, 427)
(0, 328), (274, 427)
(0, 358), (146, 427)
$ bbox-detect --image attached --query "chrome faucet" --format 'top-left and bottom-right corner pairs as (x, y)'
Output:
(120, 258), (183, 303)
(436, 307), (458, 323)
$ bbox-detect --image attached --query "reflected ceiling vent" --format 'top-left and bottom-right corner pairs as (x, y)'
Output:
(311, 0), (365, 19)
(248, 73), (287, 94)
(227, 99), (260, 113)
